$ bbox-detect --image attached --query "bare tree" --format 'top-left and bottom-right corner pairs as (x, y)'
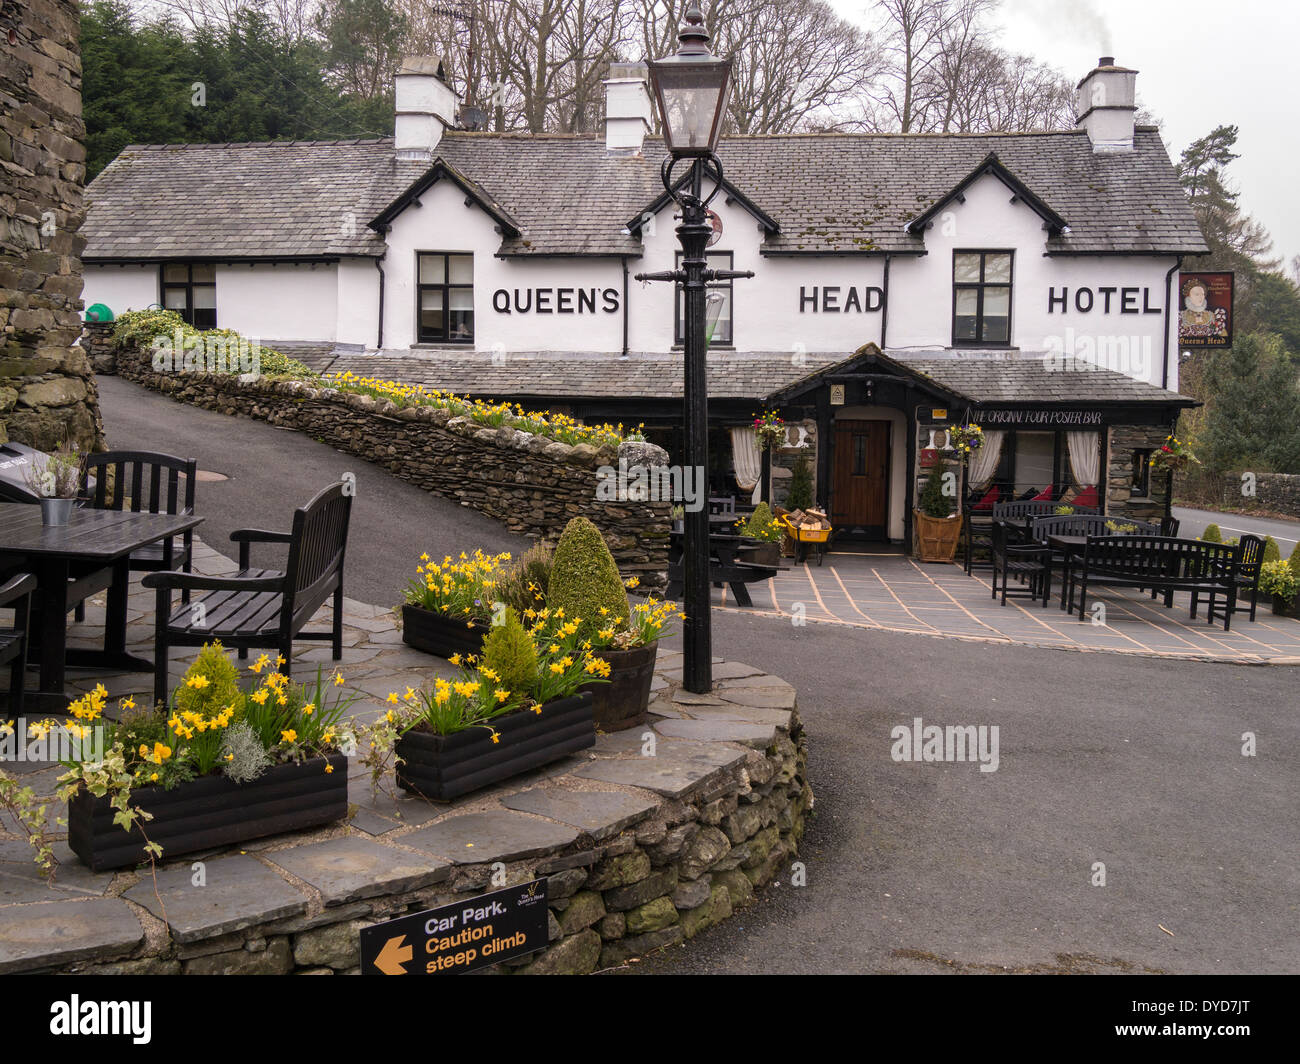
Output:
(870, 0), (980, 132)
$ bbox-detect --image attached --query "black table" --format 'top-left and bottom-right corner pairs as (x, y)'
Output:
(0, 505), (204, 701)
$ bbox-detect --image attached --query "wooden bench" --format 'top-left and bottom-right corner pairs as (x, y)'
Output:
(1067, 536), (1241, 630)
(667, 532), (777, 608)
(1029, 514), (1158, 542)
(143, 482), (352, 704)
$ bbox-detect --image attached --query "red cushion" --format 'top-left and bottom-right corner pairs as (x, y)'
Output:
(971, 485), (999, 512)
(1072, 485), (1099, 509)
(1030, 485), (1053, 501)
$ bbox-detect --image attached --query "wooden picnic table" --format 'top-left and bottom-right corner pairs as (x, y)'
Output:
(0, 504), (204, 703)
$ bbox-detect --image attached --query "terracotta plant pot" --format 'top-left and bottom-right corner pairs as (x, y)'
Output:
(396, 693), (595, 801)
(67, 753), (348, 871)
(401, 603), (490, 659)
(913, 510), (963, 563)
(580, 641), (659, 732)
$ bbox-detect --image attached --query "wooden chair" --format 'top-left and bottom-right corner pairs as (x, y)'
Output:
(990, 521), (1052, 607)
(142, 483), (352, 706)
(1204, 533), (1264, 625)
(1160, 515), (1181, 537)
(0, 572), (36, 715)
(76, 450), (197, 620)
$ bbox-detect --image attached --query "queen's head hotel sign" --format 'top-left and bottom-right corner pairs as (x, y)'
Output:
(1178, 272), (1233, 348)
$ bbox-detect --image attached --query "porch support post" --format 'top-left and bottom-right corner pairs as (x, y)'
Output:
(815, 393), (832, 511)
(903, 388), (917, 552)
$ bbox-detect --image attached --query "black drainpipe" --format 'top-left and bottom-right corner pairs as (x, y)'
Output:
(1161, 255), (1182, 390)
(375, 252), (386, 350)
(880, 253), (892, 350)
(621, 256), (630, 359)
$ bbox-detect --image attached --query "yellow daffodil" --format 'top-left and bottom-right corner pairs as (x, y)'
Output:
(281, 729), (297, 743)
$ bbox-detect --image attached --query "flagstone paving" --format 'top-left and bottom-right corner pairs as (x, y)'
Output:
(0, 538), (804, 972)
(718, 551), (1300, 663)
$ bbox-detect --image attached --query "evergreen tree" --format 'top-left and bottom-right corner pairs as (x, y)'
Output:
(1199, 333), (1300, 474)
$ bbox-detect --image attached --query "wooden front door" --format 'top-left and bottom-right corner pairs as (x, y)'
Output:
(831, 420), (890, 539)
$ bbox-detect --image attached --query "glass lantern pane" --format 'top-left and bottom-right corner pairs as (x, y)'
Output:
(654, 62), (729, 154)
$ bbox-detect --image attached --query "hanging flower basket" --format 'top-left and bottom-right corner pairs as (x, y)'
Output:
(946, 423), (985, 460)
(753, 410), (787, 451)
(1148, 434), (1198, 475)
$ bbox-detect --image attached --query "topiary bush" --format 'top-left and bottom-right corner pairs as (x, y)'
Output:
(479, 608), (539, 698)
(1201, 523), (1222, 543)
(1262, 536), (1281, 564)
(918, 465), (953, 519)
(174, 642), (245, 717)
(786, 454), (814, 511)
(548, 517), (630, 639)
(1288, 540), (1300, 579)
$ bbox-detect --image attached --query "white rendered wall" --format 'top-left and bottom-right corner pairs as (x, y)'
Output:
(214, 263), (337, 342)
(338, 258), (380, 347)
(82, 264), (157, 317)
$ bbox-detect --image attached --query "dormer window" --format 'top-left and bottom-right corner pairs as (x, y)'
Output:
(417, 252), (474, 343)
(953, 250), (1013, 347)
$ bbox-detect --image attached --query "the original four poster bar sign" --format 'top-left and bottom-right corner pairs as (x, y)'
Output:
(360, 879), (549, 975)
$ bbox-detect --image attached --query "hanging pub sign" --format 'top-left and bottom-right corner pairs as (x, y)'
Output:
(359, 879), (549, 975)
(1177, 272), (1233, 348)
(706, 209), (723, 247)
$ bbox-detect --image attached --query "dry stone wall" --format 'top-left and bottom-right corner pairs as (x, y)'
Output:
(0, 0), (103, 451)
(111, 338), (671, 584)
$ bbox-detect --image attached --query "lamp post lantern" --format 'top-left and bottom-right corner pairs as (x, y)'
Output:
(637, 4), (752, 694)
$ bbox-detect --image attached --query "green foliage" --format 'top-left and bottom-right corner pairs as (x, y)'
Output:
(112, 309), (314, 380)
(1288, 540), (1300, 580)
(220, 721), (272, 783)
(480, 609), (540, 698)
(1262, 536), (1281, 564)
(1198, 333), (1300, 474)
(548, 517), (630, 638)
(1259, 560), (1298, 602)
(175, 642), (244, 718)
(1201, 523), (1222, 542)
(82, 0), (395, 180)
(740, 502), (783, 543)
(786, 455), (814, 511)
(918, 465), (952, 519)
(497, 543), (553, 616)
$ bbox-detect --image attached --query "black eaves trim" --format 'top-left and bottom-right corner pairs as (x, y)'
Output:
(906, 152), (1068, 237)
(369, 158), (522, 237)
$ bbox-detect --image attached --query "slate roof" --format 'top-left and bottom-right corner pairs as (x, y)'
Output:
(318, 346), (1193, 407)
(84, 127), (1206, 261)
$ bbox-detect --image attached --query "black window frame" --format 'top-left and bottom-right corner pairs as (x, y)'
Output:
(675, 250), (733, 347)
(952, 249), (1014, 348)
(160, 263), (217, 329)
(416, 251), (475, 345)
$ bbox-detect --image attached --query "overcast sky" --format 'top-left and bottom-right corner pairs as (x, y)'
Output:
(830, 0), (1299, 270)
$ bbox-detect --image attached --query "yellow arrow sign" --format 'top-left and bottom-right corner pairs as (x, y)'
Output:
(375, 934), (413, 975)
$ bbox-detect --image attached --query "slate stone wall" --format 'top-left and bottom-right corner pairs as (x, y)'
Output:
(56, 711), (809, 975)
(1106, 425), (1172, 522)
(112, 340), (671, 585)
(1216, 473), (1300, 520)
(0, 0), (104, 451)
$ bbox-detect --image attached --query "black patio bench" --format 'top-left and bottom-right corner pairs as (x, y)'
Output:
(667, 558), (777, 608)
(142, 482), (352, 705)
(1066, 536), (1241, 631)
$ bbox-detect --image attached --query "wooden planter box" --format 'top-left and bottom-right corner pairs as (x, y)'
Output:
(1271, 594), (1297, 617)
(581, 641), (659, 733)
(914, 511), (963, 563)
(402, 604), (490, 659)
(67, 754), (348, 872)
(738, 541), (781, 568)
(396, 692), (594, 801)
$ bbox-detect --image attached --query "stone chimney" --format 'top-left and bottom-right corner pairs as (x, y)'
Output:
(395, 57), (460, 160)
(604, 62), (652, 153)
(1075, 57), (1138, 153)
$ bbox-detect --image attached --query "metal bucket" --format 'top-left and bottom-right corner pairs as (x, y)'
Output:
(40, 497), (76, 526)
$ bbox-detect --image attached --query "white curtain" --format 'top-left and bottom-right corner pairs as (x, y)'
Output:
(1066, 431), (1101, 486)
(730, 426), (763, 503)
(967, 430), (1005, 489)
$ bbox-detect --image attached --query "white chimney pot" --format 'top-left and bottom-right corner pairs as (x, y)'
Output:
(604, 62), (652, 153)
(396, 56), (460, 159)
(1076, 57), (1138, 153)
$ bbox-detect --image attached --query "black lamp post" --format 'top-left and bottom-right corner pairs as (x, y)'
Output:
(636, 4), (752, 694)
